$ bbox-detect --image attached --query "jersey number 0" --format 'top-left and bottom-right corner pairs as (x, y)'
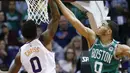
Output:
(30, 56), (42, 72)
(94, 61), (103, 73)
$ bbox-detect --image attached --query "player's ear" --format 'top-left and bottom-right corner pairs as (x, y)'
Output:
(107, 28), (112, 35)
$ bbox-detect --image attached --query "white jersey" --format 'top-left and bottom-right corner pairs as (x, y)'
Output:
(20, 39), (56, 73)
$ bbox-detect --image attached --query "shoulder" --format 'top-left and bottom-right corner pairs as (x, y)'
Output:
(115, 44), (130, 58)
(114, 44), (122, 59)
(116, 44), (129, 51)
(20, 43), (28, 50)
(115, 44), (124, 54)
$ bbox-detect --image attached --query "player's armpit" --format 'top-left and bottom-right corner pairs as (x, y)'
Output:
(8, 52), (22, 73)
(115, 44), (130, 58)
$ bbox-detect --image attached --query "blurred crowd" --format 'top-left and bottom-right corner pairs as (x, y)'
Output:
(0, 0), (129, 73)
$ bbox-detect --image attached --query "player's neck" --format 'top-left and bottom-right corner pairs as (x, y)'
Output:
(26, 39), (34, 43)
(100, 35), (113, 45)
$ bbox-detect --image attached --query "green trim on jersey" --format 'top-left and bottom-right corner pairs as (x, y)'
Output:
(89, 37), (120, 73)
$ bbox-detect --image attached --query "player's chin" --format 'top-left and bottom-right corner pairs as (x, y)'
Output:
(97, 30), (106, 36)
(96, 34), (101, 37)
(96, 32), (105, 37)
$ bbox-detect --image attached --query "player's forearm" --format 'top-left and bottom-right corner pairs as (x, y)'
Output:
(122, 45), (130, 58)
(48, 0), (60, 37)
(48, 18), (59, 37)
(49, 0), (60, 18)
(41, 0), (60, 47)
(87, 12), (98, 33)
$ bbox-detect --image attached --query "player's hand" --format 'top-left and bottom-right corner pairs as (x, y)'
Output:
(86, 11), (93, 17)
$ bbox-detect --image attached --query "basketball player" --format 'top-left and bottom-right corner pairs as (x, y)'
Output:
(55, 0), (130, 73)
(8, 0), (60, 73)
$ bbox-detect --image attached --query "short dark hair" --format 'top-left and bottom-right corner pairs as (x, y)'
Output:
(106, 20), (119, 41)
(22, 20), (37, 40)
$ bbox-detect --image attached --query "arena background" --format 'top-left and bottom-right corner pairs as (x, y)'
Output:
(0, 0), (130, 73)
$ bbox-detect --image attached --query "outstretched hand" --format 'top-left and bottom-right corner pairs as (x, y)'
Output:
(86, 11), (93, 17)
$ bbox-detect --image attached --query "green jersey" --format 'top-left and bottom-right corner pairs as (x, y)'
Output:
(89, 38), (120, 73)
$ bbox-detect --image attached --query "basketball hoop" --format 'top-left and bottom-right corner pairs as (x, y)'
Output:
(25, 0), (49, 25)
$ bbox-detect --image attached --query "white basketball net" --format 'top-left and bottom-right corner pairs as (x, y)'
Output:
(25, 0), (49, 25)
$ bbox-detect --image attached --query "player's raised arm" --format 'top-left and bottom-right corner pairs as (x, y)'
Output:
(41, 0), (60, 50)
(8, 52), (22, 73)
(55, 0), (96, 47)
